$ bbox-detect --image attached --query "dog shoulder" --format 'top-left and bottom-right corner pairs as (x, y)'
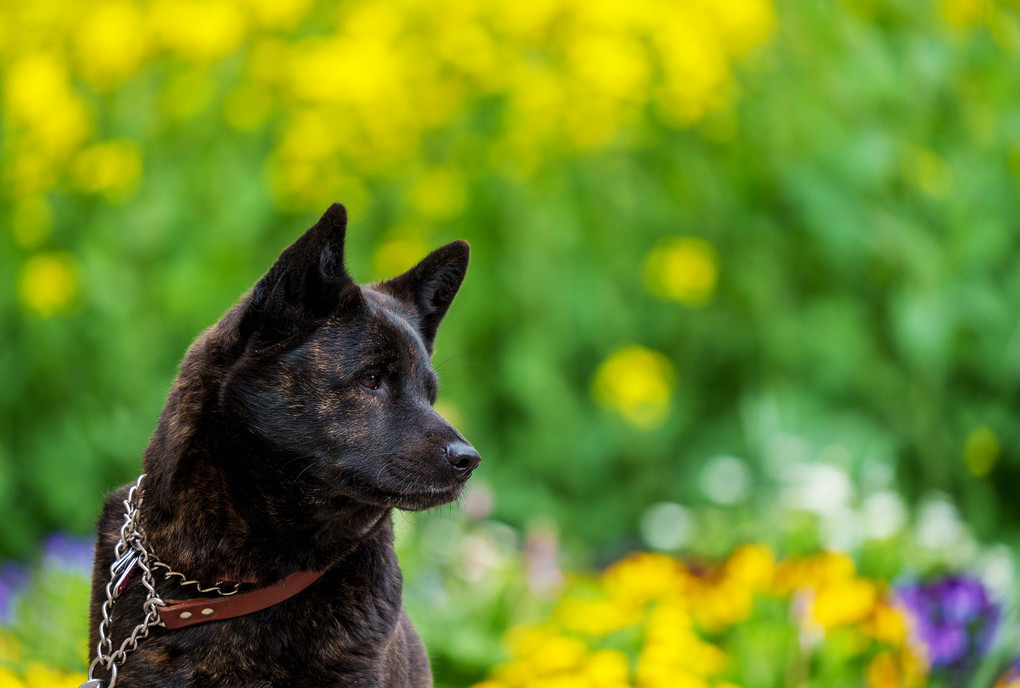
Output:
(378, 609), (432, 688)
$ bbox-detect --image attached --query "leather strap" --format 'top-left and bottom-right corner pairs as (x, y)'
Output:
(159, 569), (326, 630)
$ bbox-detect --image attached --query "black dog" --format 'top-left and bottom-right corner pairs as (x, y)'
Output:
(87, 204), (478, 687)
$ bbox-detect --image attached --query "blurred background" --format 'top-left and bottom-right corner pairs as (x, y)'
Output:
(2, 0), (1020, 686)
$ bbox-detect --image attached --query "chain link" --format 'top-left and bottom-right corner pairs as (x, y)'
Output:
(84, 474), (245, 688)
(147, 555), (242, 596)
(86, 475), (164, 688)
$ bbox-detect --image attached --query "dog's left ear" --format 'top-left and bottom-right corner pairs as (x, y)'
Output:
(240, 203), (362, 351)
(378, 240), (470, 353)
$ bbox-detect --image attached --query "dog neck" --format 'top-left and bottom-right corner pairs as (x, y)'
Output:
(135, 327), (401, 588)
(140, 417), (393, 587)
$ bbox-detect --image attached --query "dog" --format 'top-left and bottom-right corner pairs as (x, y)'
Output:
(87, 203), (479, 687)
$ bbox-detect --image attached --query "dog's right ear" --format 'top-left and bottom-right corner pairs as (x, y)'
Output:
(236, 204), (363, 352)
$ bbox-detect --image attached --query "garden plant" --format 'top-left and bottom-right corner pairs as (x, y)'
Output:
(2, 0), (1019, 686)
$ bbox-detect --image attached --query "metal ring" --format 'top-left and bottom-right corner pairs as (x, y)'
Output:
(87, 656), (103, 679)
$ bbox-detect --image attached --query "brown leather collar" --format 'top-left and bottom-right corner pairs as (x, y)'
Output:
(159, 568), (327, 630)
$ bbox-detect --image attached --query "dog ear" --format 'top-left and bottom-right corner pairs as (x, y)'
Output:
(378, 240), (470, 353)
(240, 203), (364, 351)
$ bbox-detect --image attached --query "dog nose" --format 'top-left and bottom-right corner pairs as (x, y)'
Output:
(445, 440), (480, 473)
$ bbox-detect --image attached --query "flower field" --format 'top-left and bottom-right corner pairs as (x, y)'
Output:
(1, 513), (1018, 687)
(2, 0), (1020, 684)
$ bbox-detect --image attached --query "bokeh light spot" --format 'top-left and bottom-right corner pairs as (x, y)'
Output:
(591, 345), (676, 429)
(17, 252), (80, 318)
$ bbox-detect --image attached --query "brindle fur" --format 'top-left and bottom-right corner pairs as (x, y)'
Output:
(88, 204), (477, 687)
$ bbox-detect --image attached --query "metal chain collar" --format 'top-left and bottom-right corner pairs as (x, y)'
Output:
(82, 474), (240, 688)
(84, 475), (163, 688)
(148, 554), (242, 596)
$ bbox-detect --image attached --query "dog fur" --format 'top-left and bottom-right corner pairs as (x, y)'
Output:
(88, 204), (478, 687)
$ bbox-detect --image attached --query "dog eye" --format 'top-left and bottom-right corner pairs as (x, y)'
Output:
(359, 373), (382, 391)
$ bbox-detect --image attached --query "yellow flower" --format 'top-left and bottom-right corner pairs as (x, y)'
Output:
(493, 1), (564, 40)
(241, 0), (314, 30)
(149, 0), (246, 61)
(286, 22), (405, 108)
(643, 238), (719, 306)
(579, 649), (630, 684)
(867, 652), (901, 688)
(638, 596), (728, 679)
(867, 649), (928, 688)
(69, 140), (143, 201)
(688, 579), (755, 630)
(601, 552), (684, 607)
(713, 0), (777, 55)
(0, 0), (777, 211)
(653, 15), (729, 126)
(527, 634), (589, 675)
(4, 54), (91, 167)
(488, 659), (533, 687)
(591, 346), (677, 429)
(20, 664), (88, 688)
(5, 54), (76, 125)
(724, 544), (775, 590)
(0, 667), (26, 688)
(773, 551), (857, 594)
(810, 578), (877, 629)
(72, 0), (150, 89)
(432, 21), (499, 89)
(478, 544), (929, 688)
(863, 600), (910, 647)
(638, 672), (711, 688)
(569, 33), (650, 103)
(529, 676), (593, 688)
(501, 625), (589, 677)
(18, 252), (81, 317)
(555, 594), (641, 637)
(260, 0), (774, 208)
(643, 598), (694, 642)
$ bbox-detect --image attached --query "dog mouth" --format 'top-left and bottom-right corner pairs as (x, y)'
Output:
(394, 485), (465, 511)
(332, 473), (470, 511)
(365, 483), (466, 511)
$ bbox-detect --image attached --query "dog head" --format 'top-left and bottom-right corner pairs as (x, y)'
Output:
(203, 204), (478, 513)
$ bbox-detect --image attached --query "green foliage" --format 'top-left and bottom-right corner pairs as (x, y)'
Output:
(1, 0), (1018, 565)
(4, 1), (1020, 685)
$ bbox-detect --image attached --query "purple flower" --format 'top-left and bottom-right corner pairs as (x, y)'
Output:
(0, 562), (29, 624)
(42, 532), (94, 576)
(941, 576), (993, 625)
(895, 575), (1000, 674)
(927, 624), (968, 666)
